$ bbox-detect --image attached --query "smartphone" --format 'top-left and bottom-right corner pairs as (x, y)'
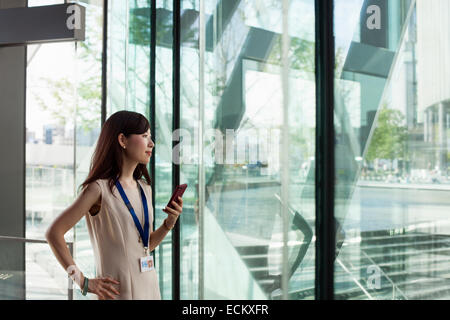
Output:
(166, 184), (187, 209)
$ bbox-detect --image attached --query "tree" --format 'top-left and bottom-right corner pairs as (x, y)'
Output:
(366, 107), (407, 162)
(32, 5), (103, 134)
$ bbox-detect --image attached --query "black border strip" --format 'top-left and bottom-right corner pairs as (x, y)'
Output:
(314, 0), (335, 300)
(101, 0), (108, 126)
(172, 0), (181, 301)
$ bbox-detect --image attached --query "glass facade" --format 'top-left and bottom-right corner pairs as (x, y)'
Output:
(23, 0), (103, 300)
(1, 0), (449, 300)
(102, 0), (316, 299)
(175, 0), (316, 299)
(334, 0), (450, 299)
(154, 0), (174, 300)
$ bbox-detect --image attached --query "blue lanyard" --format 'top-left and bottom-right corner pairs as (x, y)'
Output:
(115, 180), (150, 253)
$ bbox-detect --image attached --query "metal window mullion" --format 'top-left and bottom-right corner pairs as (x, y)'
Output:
(150, 0), (156, 272)
(23, 1), (28, 299)
(314, 0), (335, 300)
(124, 0), (130, 109)
(198, 0), (205, 301)
(101, 0), (108, 126)
(172, 0), (181, 301)
(281, 0), (290, 301)
(71, 40), (78, 300)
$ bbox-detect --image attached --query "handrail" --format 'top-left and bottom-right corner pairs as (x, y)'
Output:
(334, 242), (408, 300)
(0, 235), (49, 244)
(269, 193), (313, 295)
(335, 257), (374, 300)
(0, 235), (74, 300)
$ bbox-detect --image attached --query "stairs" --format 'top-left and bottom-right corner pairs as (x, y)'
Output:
(236, 225), (450, 300)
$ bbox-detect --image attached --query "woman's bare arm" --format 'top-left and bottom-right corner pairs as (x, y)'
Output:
(149, 223), (171, 252)
(45, 182), (101, 288)
(149, 198), (183, 252)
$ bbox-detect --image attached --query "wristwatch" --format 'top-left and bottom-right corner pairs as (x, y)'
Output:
(82, 276), (89, 296)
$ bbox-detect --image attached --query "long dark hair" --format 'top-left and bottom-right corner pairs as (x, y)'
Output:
(79, 110), (152, 195)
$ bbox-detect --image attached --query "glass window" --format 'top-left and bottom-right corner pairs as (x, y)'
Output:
(334, 0), (450, 300)
(24, 0), (103, 300)
(178, 0), (316, 300)
(26, 40), (77, 299)
(73, 0), (104, 300)
(155, 0), (174, 300)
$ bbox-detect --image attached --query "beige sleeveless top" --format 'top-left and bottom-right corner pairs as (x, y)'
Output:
(84, 178), (161, 300)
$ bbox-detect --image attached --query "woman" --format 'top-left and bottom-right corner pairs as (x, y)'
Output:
(45, 110), (182, 300)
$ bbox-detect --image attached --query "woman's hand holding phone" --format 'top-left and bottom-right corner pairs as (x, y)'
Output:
(162, 196), (183, 228)
(162, 184), (187, 229)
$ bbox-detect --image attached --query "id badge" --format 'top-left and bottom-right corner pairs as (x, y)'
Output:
(140, 255), (154, 272)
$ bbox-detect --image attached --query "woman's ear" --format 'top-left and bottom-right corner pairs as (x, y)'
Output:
(118, 133), (127, 149)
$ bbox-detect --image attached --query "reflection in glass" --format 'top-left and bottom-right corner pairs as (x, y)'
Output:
(177, 0), (316, 299)
(108, 0), (174, 299)
(24, 0), (103, 300)
(334, 0), (450, 299)
(73, 0), (104, 300)
(26, 41), (76, 300)
(155, 0), (174, 300)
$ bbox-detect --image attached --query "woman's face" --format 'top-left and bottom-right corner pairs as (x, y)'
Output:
(121, 129), (154, 164)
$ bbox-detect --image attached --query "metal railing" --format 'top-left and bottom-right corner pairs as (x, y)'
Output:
(0, 235), (74, 300)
